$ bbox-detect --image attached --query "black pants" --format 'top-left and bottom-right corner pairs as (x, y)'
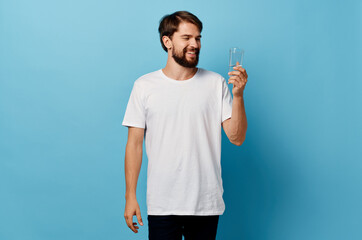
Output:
(148, 215), (220, 240)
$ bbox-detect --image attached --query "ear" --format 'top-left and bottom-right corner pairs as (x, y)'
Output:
(162, 36), (172, 51)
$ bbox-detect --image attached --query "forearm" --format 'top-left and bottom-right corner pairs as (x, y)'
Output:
(229, 95), (247, 145)
(124, 143), (143, 199)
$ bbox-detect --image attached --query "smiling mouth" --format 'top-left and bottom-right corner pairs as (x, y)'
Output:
(186, 49), (199, 56)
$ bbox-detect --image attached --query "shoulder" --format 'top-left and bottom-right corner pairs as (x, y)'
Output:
(133, 69), (161, 87)
(198, 68), (225, 84)
(199, 68), (224, 79)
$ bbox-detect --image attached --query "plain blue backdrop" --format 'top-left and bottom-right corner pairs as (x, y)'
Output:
(1, 0), (361, 239)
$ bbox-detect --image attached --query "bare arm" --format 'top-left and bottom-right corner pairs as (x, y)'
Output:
(222, 96), (248, 146)
(125, 127), (144, 198)
(124, 126), (145, 233)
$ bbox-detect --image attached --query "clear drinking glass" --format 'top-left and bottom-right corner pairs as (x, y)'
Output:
(229, 47), (244, 74)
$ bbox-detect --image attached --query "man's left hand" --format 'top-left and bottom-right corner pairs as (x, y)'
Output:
(227, 61), (248, 98)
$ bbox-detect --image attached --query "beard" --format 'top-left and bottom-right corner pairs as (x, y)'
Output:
(172, 46), (200, 68)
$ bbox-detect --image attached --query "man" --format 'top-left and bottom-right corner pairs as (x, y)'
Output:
(122, 11), (248, 240)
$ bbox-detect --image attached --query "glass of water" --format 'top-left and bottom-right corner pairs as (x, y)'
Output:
(229, 47), (244, 74)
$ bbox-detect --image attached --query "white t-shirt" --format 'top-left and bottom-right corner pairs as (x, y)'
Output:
(122, 68), (233, 215)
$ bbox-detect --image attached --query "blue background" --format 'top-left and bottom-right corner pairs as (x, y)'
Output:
(1, 0), (361, 239)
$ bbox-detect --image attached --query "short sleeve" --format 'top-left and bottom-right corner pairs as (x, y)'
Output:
(221, 77), (233, 123)
(122, 81), (146, 129)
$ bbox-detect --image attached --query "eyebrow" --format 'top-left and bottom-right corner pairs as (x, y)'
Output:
(180, 34), (202, 38)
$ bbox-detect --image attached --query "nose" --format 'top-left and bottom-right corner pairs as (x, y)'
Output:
(189, 38), (199, 48)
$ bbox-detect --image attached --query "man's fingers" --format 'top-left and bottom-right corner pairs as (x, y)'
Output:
(228, 76), (242, 84)
(229, 75), (241, 80)
(228, 79), (244, 88)
(228, 79), (240, 87)
(228, 70), (242, 76)
(131, 220), (139, 233)
(126, 216), (133, 229)
(125, 215), (138, 233)
(229, 70), (247, 81)
(234, 65), (246, 72)
(229, 74), (246, 83)
(232, 66), (248, 79)
(136, 210), (144, 226)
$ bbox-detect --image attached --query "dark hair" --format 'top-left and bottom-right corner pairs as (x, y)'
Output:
(158, 11), (203, 52)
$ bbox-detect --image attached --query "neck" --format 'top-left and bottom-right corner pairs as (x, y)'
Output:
(162, 53), (198, 81)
